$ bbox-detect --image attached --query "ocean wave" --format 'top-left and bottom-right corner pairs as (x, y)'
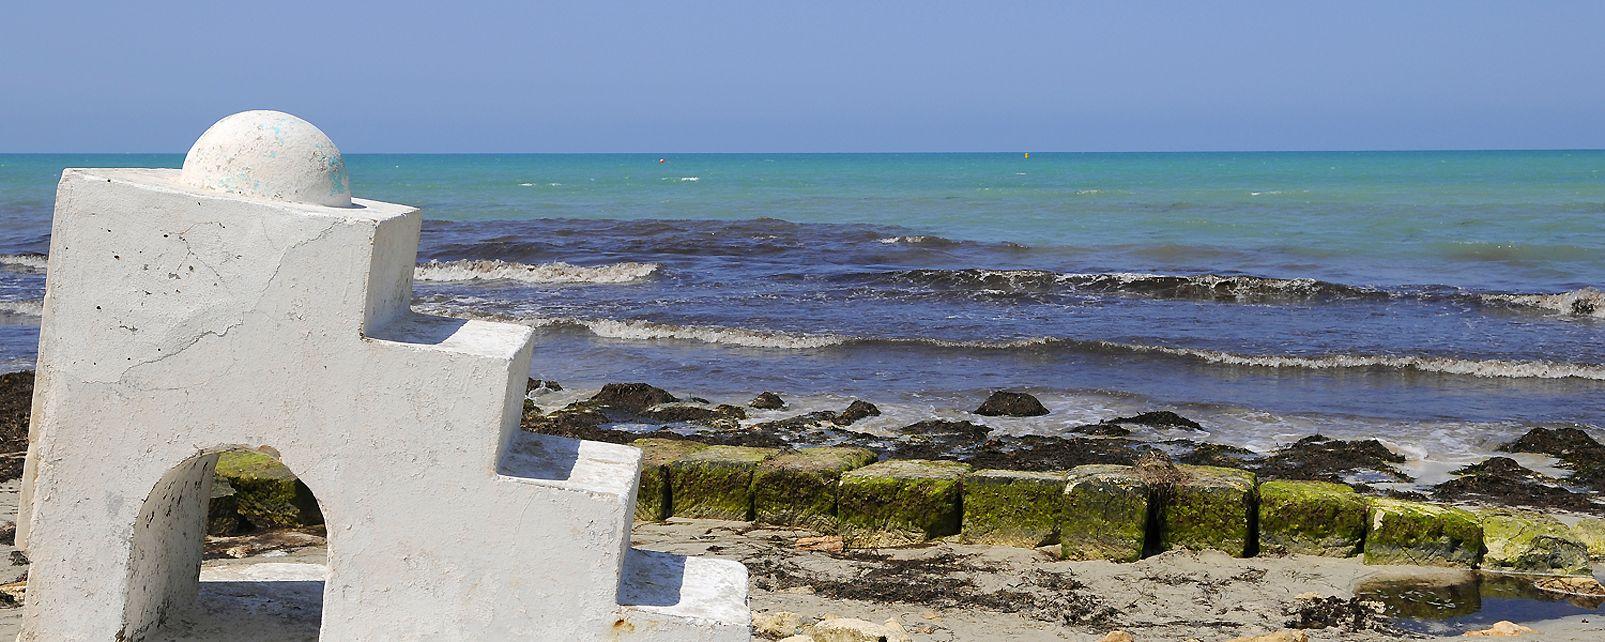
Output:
(0, 300), (43, 317)
(1483, 288), (1604, 319)
(876, 235), (963, 248)
(412, 305), (1605, 380)
(884, 269), (1382, 302)
(413, 259), (659, 285)
(0, 254), (47, 272)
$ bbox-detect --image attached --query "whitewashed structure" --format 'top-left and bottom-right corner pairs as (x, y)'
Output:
(15, 111), (750, 641)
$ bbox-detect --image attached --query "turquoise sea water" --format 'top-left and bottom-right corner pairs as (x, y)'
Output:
(2, 151), (1603, 475)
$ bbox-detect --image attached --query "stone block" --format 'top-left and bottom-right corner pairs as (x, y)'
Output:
(961, 469), (1068, 548)
(668, 445), (779, 520)
(1477, 508), (1591, 576)
(1160, 465), (1257, 557)
(630, 438), (709, 521)
(1363, 499), (1483, 568)
(1569, 516), (1605, 560)
(839, 459), (970, 548)
(205, 477), (242, 536)
(753, 447), (877, 531)
(1060, 464), (1150, 562)
(213, 451), (323, 530)
(1257, 480), (1367, 557)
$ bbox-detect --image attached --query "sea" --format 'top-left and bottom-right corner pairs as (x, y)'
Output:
(2, 151), (1602, 484)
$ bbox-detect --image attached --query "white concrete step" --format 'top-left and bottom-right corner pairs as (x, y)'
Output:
(496, 430), (641, 500)
(615, 548), (751, 641)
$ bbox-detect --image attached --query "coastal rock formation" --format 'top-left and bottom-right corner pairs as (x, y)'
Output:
(1432, 457), (1597, 513)
(669, 445), (780, 520)
(631, 438), (710, 521)
(1363, 499), (1483, 568)
(1105, 410), (1202, 430)
(1060, 464), (1150, 562)
(749, 391), (786, 410)
(1570, 517), (1605, 559)
(587, 382), (679, 413)
(0, 370), (31, 481)
(752, 446), (877, 531)
(839, 459), (970, 548)
(206, 478), (241, 536)
(832, 400), (881, 426)
(1257, 435), (1408, 484)
(213, 451), (324, 530)
(1159, 465), (1258, 557)
(1500, 425), (1605, 491)
(973, 391), (1049, 417)
(960, 469), (1068, 548)
(1476, 508), (1591, 576)
(1257, 480), (1367, 557)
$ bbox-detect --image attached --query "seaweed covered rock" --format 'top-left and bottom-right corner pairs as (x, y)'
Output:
(1570, 517), (1605, 560)
(0, 371), (31, 481)
(1499, 425), (1605, 491)
(638, 402), (747, 429)
(838, 459), (971, 548)
(1257, 435), (1408, 484)
(1477, 508), (1591, 576)
(961, 469), (1068, 548)
(1104, 410), (1202, 431)
(1159, 465), (1257, 557)
(749, 391), (786, 410)
(1432, 456), (1598, 513)
(1257, 480), (1367, 557)
(587, 382), (678, 413)
(752, 446), (877, 530)
(668, 445), (779, 520)
(207, 477), (243, 536)
(973, 391), (1049, 417)
(1060, 464), (1151, 562)
(631, 438), (709, 521)
(1363, 499), (1483, 568)
(213, 450), (323, 530)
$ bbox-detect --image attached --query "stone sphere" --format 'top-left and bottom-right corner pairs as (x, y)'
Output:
(180, 110), (352, 207)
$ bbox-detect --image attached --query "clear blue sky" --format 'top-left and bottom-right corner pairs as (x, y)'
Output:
(4, 2), (1603, 153)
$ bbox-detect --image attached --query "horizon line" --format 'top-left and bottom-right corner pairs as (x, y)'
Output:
(4, 147), (1605, 156)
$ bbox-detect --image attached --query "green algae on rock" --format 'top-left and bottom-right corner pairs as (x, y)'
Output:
(1477, 508), (1591, 576)
(839, 459), (971, 548)
(206, 477), (242, 536)
(752, 446), (877, 531)
(961, 469), (1068, 548)
(1159, 465), (1257, 557)
(631, 438), (710, 521)
(668, 445), (780, 520)
(213, 450), (323, 530)
(1363, 499), (1483, 568)
(1258, 480), (1367, 557)
(1060, 464), (1150, 562)
(1570, 517), (1605, 560)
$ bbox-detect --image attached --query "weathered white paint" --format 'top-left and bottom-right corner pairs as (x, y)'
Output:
(15, 111), (750, 641)
(180, 110), (352, 207)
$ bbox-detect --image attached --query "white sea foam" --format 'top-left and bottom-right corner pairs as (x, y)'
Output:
(1484, 287), (1605, 319)
(0, 254), (47, 271)
(680, 177), (700, 182)
(1102, 342), (1605, 381)
(413, 259), (659, 285)
(0, 299), (43, 317)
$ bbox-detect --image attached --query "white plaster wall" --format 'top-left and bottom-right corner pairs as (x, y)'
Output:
(14, 166), (752, 641)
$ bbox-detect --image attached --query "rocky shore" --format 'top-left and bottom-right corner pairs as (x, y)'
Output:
(1, 372), (1604, 639)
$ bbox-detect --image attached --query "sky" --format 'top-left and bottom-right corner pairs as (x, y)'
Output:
(3, 2), (1604, 153)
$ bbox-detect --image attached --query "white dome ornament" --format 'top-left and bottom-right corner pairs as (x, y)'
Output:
(179, 110), (353, 207)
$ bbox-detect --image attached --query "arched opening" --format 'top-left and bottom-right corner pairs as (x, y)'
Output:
(124, 447), (329, 641)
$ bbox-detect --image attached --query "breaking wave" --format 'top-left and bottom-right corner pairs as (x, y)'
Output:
(881, 269), (1383, 302)
(0, 254), (47, 272)
(1484, 288), (1605, 319)
(0, 300), (43, 317)
(412, 304), (1605, 381)
(413, 259), (659, 285)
